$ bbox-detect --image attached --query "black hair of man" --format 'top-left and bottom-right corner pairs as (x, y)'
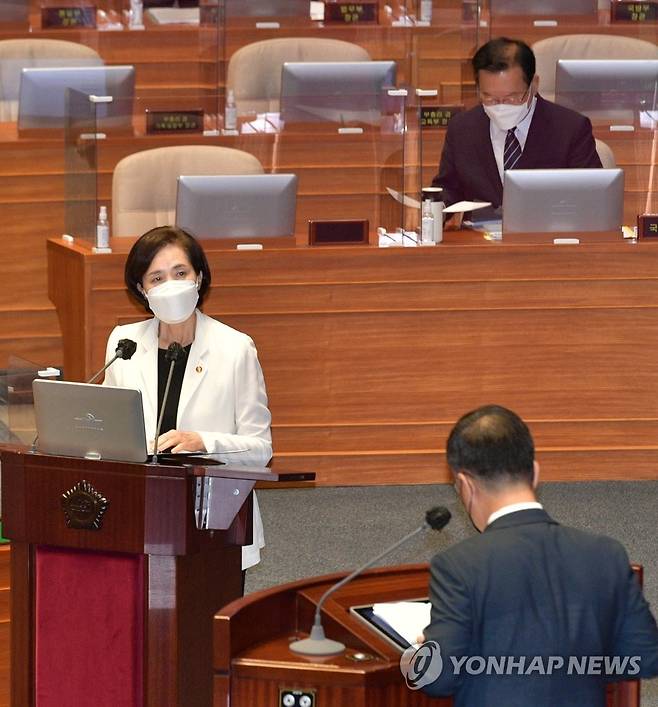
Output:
(472, 37), (536, 87)
(446, 404), (534, 486)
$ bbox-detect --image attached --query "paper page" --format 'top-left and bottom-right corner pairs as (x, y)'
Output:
(372, 601), (431, 646)
(310, 1), (324, 20)
(386, 187), (421, 209)
(443, 200), (492, 214)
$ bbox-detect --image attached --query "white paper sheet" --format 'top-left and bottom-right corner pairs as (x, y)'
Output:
(372, 601), (431, 646)
(442, 200), (492, 214)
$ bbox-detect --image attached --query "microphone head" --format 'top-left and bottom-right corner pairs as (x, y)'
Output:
(116, 339), (137, 360)
(426, 506), (451, 531)
(165, 342), (185, 363)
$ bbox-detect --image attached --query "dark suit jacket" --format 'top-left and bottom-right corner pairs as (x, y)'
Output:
(423, 509), (658, 707)
(431, 96), (602, 209)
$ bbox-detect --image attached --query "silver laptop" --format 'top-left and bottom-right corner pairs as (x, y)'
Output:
(33, 379), (147, 463)
(18, 65), (135, 130)
(502, 168), (624, 234)
(175, 173), (298, 239)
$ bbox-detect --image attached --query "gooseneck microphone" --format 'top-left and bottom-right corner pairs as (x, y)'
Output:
(85, 339), (137, 384)
(151, 342), (184, 464)
(289, 506), (452, 656)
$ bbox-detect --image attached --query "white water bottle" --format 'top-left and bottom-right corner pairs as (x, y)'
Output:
(95, 205), (110, 251)
(431, 200), (444, 243)
(421, 199), (435, 245)
(419, 0), (432, 22)
(224, 89), (237, 131)
(129, 0), (144, 29)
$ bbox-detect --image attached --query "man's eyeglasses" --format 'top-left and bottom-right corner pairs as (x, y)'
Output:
(478, 86), (531, 107)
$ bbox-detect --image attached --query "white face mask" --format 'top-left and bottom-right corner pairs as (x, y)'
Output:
(483, 97), (534, 131)
(146, 279), (199, 325)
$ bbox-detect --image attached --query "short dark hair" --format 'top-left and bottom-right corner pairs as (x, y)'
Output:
(124, 225), (212, 312)
(472, 37), (535, 86)
(446, 405), (534, 486)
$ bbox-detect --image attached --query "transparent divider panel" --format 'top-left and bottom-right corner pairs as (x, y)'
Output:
(220, 2), (416, 128)
(0, 0), (29, 29)
(96, 93), (280, 239)
(556, 81), (658, 225)
(274, 90), (406, 242)
(412, 0), (482, 107)
(3, 356), (60, 446)
(65, 88), (99, 244)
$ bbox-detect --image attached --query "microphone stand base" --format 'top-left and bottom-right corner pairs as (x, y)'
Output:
(289, 636), (345, 656)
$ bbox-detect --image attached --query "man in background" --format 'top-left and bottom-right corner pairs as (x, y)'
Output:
(432, 37), (601, 215)
(421, 405), (658, 706)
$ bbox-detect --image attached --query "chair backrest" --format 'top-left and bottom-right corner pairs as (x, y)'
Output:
(227, 37), (371, 114)
(532, 34), (658, 100)
(0, 39), (103, 121)
(111, 145), (264, 236)
(595, 139), (616, 169)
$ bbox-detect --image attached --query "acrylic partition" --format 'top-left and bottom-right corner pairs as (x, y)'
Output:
(65, 88), (102, 245)
(0, 356), (60, 446)
(545, 80), (658, 226)
(482, 0), (658, 41)
(63, 88), (413, 244)
(0, 0), (29, 28)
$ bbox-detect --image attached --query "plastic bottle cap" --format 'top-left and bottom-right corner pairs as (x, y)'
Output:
(99, 206), (107, 219)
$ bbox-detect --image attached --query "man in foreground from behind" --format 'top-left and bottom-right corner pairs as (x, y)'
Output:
(420, 405), (658, 706)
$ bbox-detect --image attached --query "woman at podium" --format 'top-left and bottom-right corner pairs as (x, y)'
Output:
(103, 225), (272, 573)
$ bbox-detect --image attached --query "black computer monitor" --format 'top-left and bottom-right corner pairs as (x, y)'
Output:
(280, 61), (397, 125)
(18, 65), (135, 130)
(555, 59), (658, 123)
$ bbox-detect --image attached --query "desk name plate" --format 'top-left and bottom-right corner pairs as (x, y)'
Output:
(611, 2), (658, 21)
(420, 106), (462, 129)
(637, 214), (658, 238)
(324, 3), (378, 23)
(145, 109), (204, 134)
(41, 5), (97, 28)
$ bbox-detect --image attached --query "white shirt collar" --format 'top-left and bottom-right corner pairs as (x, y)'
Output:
(486, 501), (543, 528)
(490, 96), (537, 182)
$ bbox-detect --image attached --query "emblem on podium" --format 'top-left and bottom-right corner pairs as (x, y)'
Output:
(61, 480), (109, 530)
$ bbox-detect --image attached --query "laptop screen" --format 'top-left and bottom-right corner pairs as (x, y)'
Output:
(33, 379), (148, 463)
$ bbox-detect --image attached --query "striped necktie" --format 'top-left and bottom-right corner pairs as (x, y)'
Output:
(503, 127), (522, 171)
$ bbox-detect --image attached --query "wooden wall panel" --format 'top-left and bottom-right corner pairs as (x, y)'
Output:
(47, 238), (658, 485)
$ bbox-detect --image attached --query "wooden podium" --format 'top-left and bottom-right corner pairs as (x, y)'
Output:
(0, 447), (312, 707)
(214, 564), (640, 707)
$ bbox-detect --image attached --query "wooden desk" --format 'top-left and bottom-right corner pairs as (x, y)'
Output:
(47, 234), (658, 486)
(214, 563), (640, 707)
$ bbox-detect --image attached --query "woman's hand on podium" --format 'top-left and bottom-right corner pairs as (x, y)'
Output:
(154, 430), (206, 454)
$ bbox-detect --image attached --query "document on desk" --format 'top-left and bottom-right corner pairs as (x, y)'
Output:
(443, 200), (492, 214)
(373, 600), (431, 646)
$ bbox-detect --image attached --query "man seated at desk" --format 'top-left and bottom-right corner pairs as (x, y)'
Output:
(432, 37), (602, 218)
